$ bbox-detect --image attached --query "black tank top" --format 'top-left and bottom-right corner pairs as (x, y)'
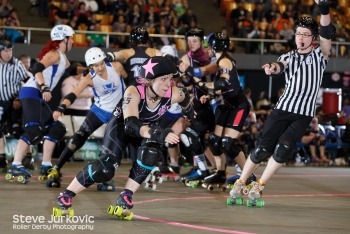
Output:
(125, 46), (150, 85)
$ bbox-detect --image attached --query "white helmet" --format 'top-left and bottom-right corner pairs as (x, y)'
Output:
(161, 45), (178, 57)
(50, 24), (75, 41)
(85, 47), (106, 66)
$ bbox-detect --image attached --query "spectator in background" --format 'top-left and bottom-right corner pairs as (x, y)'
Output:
(86, 20), (106, 48)
(230, 1), (248, 36)
(74, 1), (90, 29)
(252, 2), (266, 22)
(179, 8), (197, 28)
(128, 3), (144, 26)
(0, 0), (13, 19)
(264, 2), (279, 22)
(279, 22), (295, 50)
(54, 1), (71, 26)
(144, 4), (160, 28)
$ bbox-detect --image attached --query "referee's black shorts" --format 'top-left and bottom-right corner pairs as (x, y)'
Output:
(257, 109), (312, 153)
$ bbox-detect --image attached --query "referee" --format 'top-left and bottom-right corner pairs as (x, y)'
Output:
(0, 40), (28, 171)
(230, 0), (336, 200)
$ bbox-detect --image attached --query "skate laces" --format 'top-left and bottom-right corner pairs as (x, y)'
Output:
(58, 193), (72, 206)
(251, 179), (265, 193)
(47, 168), (59, 178)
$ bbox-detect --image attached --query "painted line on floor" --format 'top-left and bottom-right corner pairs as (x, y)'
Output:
(133, 215), (255, 234)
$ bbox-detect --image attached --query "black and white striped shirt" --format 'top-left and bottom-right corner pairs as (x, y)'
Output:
(0, 57), (28, 101)
(275, 46), (327, 117)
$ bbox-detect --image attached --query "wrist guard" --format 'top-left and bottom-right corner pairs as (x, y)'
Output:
(56, 104), (67, 113)
(105, 52), (116, 62)
(39, 83), (50, 94)
(318, 0), (330, 15)
(148, 126), (172, 144)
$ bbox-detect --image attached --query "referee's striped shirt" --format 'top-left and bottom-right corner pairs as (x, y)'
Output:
(275, 46), (327, 117)
(0, 57), (28, 101)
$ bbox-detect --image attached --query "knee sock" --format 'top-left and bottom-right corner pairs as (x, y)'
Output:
(194, 154), (207, 171)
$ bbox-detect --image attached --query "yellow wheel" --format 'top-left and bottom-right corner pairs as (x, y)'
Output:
(53, 207), (62, 217)
(113, 206), (123, 216)
(107, 205), (115, 215)
(5, 174), (14, 181)
(67, 208), (74, 217)
(124, 212), (133, 221)
(17, 176), (25, 183)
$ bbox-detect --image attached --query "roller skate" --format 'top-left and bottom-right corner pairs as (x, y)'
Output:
(46, 167), (62, 188)
(22, 154), (36, 170)
(107, 190), (134, 220)
(160, 165), (180, 182)
(180, 166), (198, 183)
(5, 164), (32, 184)
(38, 165), (52, 182)
(183, 169), (210, 188)
(245, 179), (265, 208)
(226, 173), (257, 190)
(143, 167), (163, 190)
(53, 191), (75, 217)
(202, 171), (226, 191)
(97, 179), (115, 191)
(0, 154), (8, 173)
(227, 179), (245, 206)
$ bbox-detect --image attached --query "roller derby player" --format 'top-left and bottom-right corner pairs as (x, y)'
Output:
(229, 0), (335, 207)
(53, 56), (194, 220)
(48, 47), (127, 189)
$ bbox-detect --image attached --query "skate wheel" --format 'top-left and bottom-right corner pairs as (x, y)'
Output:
(189, 181), (199, 188)
(53, 207), (62, 217)
(158, 177), (164, 184)
(221, 186), (226, 192)
(243, 188), (249, 195)
(124, 212), (133, 221)
(144, 183), (150, 189)
(62, 208), (74, 217)
(107, 205), (115, 215)
(17, 175), (25, 183)
(226, 198), (233, 205)
(207, 185), (214, 191)
(174, 176), (180, 182)
(5, 174), (14, 182)
(113, 206), (123, 216)
(256, 199), (265, 208)
(152, 184), (157, 190)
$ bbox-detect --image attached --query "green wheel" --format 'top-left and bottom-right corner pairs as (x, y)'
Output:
(67, 208), (74, 217)
(256, 199), (265, 208)
(53, 207), (62, 217)
(107, 205), (115, 215)
(226, 198), (233, 205)
(246, 200), (253, 207)
(113, 206), (123, 216)
(236, 197), (244, 205)
(124, 212), (133, 221)
(189, 181), (198, 188)
(17, 176), (25, 183)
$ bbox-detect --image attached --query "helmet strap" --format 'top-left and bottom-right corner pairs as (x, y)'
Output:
(148, 84), (159, 103)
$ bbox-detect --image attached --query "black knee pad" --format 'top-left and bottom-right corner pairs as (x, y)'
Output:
(273, 143), (294, 164)
(137, 141), (163, 167)
(180, 127), (203, 155)
(21, 124), (44, 145)
(207, 133), (222, 156)
(129, 161), (152, 184)
(66, 130), (89, 151)
(76, 155), (118, 187)
(46, 121), (66, 142)
(221, 137), (241, 159)
(250, 145), (271, 164)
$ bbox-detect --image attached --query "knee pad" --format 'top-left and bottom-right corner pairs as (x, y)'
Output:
(45, 121), (66, 142)
(129, 161), (152, 184)
(221, 137), (241, 159)
(21, 124), (44, 145)
(272, 143), (294, 164)
(207, 133), (222, 156)
(66, 131), (89, 151)
(137, 142), (163, 167)
(180, 127), (203, 155)
(250, 146), (271, 164)
(76, 155), (118, 187)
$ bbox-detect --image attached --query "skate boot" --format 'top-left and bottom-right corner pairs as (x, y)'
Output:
(183, 169), (210, 188)
(107, 190), (134, 220)
(46, 167), (62, 188)
(53, 191), (75, 217)
(227, 179), (245, 205)
(180, 166), (198, 182)
(226, 173), (257, 189)
(38, 165), (52, 182)
(143, 167), (163, 190)
(5, 164), (32, 184)
(203, 171), (227, 191)
(246, 179), (265, 207)
(0, 154), (8, 173)
(97, 179), (115, 191)
(22, 154), (36, 170)
(160, 165), (180, 181)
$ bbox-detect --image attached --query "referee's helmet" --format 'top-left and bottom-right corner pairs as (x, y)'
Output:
(51, 24), (75, 41)
(0, 40), (13, 51)
(85, 47), (106, 66)
(295, 16), (318, 38)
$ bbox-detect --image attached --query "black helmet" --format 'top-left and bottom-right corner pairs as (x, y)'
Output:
(185, 27), (204, 41)
(208, 32), (230, 52)
(0, 40), (13, 51)
(140, 56), (178, 80)
(130, 27), (149, 44)
(295, 16), (318, 37)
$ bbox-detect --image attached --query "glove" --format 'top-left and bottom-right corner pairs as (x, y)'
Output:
(82, 68), (90, 76)
(105, 52), (116, 62)
(148, 126), (173, 145)
(317, 0), (330, 15)
(39, 83), (50, 94)
(185, 66), (203, 79)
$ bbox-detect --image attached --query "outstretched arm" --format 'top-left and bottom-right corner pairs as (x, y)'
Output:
(316, 0), (334, 59)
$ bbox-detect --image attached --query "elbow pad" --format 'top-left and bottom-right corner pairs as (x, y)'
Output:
(320, 23), (336, 40)
(31, 62), (45, 76)
(124, 116), (142, 137)
(214, 78), (229, 91)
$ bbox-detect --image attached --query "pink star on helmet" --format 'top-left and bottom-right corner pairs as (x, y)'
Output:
(142, 58), (158, 77)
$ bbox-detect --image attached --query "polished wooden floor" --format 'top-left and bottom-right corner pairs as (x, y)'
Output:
(1, 160), (349, 234)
